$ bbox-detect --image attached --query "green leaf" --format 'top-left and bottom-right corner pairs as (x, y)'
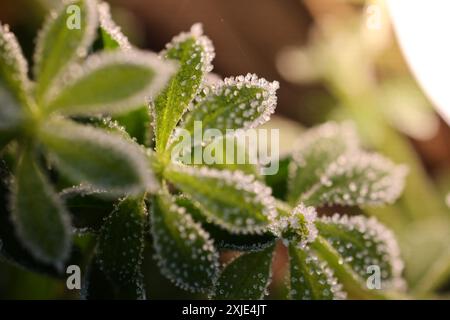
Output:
(265, 156), (290, 200)
(0, 161), (61, 276)
(299, 151), (408, 207)
(153, 23), (214, 153)
(34, 0), (99, 102)
(164, 164), (276, 234)
(0, 23), (30, 115)
(172, 135), (261, 177)
(97, 1), (131, 51)
(11, 147), (71, 266)
(150, 191), (219, 293)
(175, 196), (276, 251)
(81, 258), (116, 299)
(44, 50), (174, 116)
(82, 255), (145, 300)
(214, 244), (275, 299)
(288, 244), (346, 300)
(287, 122), (359, 204)
(179, 74), (279, 143)
(39, 118), (156, 196)
(316, 214), (405, 291)
(113, 105), (152, 146)
(61, 186), (114, 233)
(96, 196), (147, 299)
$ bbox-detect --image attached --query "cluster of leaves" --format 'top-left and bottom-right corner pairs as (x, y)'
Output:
(0, 0), (408, 300)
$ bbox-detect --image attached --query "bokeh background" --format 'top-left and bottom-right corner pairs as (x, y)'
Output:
(0, 0), (449, 299)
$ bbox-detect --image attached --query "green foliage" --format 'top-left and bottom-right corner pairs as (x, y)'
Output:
(164, 165), (275, 234)
(288, 244), (345, 300)
(0, 0), (172, 268)
(287, 122), (358, 204)
(45, 50), (173, 116)
(288, 122), (407, 207)
(39, 118), (154, 195)
(11, 148), (71, 266)
(316, 214), (405, 291)
(150, 191), (219, 293)
(0, 0), (412, 301)
(34, 0), (98, 102)
(61, 187), (114, 233)
(153, 23), (214, 153)
(180, 74), (278, 142)
(96, 197), (146, 299)
(214, 245), (275, 299)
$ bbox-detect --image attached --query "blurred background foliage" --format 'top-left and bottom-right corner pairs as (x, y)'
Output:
(0, 0), (449, 299)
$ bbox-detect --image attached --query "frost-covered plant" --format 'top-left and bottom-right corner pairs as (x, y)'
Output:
(0, 0), (174, 267)
(213, 122), (408, 300)
(0, 0), (408, 300)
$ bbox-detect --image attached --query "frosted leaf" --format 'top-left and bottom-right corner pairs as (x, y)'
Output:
(288, 122), (359, 204)
(0, 162), (67, 276)
(317, 214), (406, 291)
(11, 148), (71, 267)
(271, 202), (318, 250)
(82, 256), (145, 299)
(174, 135), (261, 178)
(97, 1), (131, 50)
(164, 164), (277, 234)
(34, 0), (99, 102)
(213, 244), (275, 299)
(179, 73), (279, 143)
(153, 23), (215, 152)
(60, 186), (114, 234)
(150, 192), (219, 293)
(96, 197), (146, 299)
(0, 23), (31, 109)
(300, 151), (408, 207)
(39, 118), (158, 196)
(288, 244), (346, 300)
(44, 50), (175, 116)
(176, 196), (276, 252)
